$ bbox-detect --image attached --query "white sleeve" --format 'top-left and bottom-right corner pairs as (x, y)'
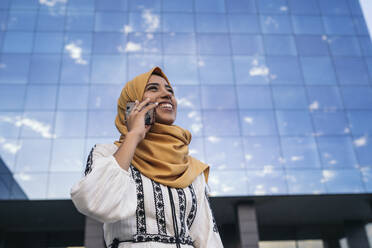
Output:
(189, 175), (224, 248)
(70, 144), (137, 224)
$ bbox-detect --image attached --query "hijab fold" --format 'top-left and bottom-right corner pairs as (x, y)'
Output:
(114, 66), (209, 188)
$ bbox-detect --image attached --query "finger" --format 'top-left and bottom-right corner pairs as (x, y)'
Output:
(145, 125), (152, 132)
(137, 98), (151, 111)
(141, 101), (158, 114)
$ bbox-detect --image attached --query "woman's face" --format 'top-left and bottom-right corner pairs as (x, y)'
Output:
(143, 74), (177, 125)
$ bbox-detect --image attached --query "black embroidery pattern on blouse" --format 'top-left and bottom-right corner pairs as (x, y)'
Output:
(130, 166), (146, 234)
(132, 233), (193, 245)
(84, 145), (96, 176)
(152, 180), (167, 235)
(176, 188), (187, 237)
(186, 184), (197, 229)
(205, 187), (219, 233)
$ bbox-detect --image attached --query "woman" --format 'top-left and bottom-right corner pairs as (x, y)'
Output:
(70, 66), (224, 248)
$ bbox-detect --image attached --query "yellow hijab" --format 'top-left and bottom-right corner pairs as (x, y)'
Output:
(114, 66), (209, 188)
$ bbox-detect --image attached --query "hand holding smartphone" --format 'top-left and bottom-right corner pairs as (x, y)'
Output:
(126, 101), (155, 126)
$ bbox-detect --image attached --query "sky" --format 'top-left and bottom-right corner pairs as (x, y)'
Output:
(360, 0), (372, 40)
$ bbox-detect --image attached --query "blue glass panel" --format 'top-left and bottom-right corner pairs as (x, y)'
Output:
(295, 35), (329, 56)
(55, 111), (87, 138)
(57, 86), (89, 110)
(323, 16), (355, 35)
(7, 10), (37, 30)
(264, 35), (297, 56)
(226, 0), (257, 13)
(50, 139), (85, 172)
(266, 56), (302, 85)
(38, 0), (66, 12)
(0, 175), (11, 199)
(307, 86), (343, 111)
(286, 169), (326, 194)
(20, 111), (55, 138)
(246, 169), (288, 195)
(292, 16), (324, 35)
(236, 86), (273, 109)
(312, 111), (350, 135)
(243, 136), (281, 168)
(317, 136), (358, 168)
(367, 58), (372, 79)
(0, 85), (26, 110)
(195, 0), (225, 13)
(201, 86), (237, 109)
(341, 86), (372, 109)
(67, 0), (94, 11)
(272, 86), (308, 109)
(234, 56), (269, 85)
(163, 55), (199, 85)
(162, 0), (193, 12)
(174, 86), (201, 110)
(61, 54), (90, 84)
(174, 110), (203, 137)
(89, 85), (122, 110)
(300, 57), (337, 85)
(0, 11), (7, 31)
(348, 0), (363, 15)
(258, 0), (289, 14)
(127, 33), (162, 53)
(163, 13), (194, 32)
(33, 32), (64, 53)
(328, 36), (361, 56)
(359, 36), (372, 56)
(95, 0), (127, 11)
(0, 54), (30, 84)
(36, 9), (65, 31)
(348, 111), (372, 135)
(64, 32), (92, 54)
(163, 33), (196, 54)
(189, 137), (204, 161)
(12, 173), (48, 199)
(66, 11), (94, 31)
(205, 137), (245, 169)
(354, 135), (372, 166)
(230, 34), (264, 55)
(15, 139), (52, 172)
(47, 172), (82, 199)
(128, 0), (161, 11)
(276, 110), (313, 135)
(289, 0), (320, 14)
(93, 32), (127, 54)
(260, 15), (292, 34)
(91, 55), (126, 84)
(198, 56), (234, 85)
(281, 136), (321, 168)
(2, 31), (33, 53)
(95, 12), (128, 32)
(87, 111), (118, 137)
(203, 110), (240, 136)
(24, 85), (57, 110)
(128, 12), (161, 33)
(10, 0), (39, 10)
(239, 110), (277, 135)
(195, 14), (228, 33)
(333, 57), (369, 85)
(361, 167), (372, 192)
(29, 54), (61, 84)
(322, 169), (364, 194)
(0, 112), (22, 138)
(0, 0), (10, 9)
(209, 170), (248, 196)
(228, 14), (260, 33)
(197, 34), (231, 55)
(127, 54), (162, 79)
(353, 17), (369, 35)
(318, 0), (350, 15)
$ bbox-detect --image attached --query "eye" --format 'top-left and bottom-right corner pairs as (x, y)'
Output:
(147, 86), (158, 91)
(166, 87), (174, 94)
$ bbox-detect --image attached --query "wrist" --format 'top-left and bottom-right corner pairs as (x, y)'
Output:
(126, 131), (143, 144)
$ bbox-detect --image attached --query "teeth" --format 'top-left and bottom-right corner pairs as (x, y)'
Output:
(159, 103), (173, 109)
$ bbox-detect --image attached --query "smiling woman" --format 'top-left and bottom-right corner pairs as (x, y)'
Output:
(70, 66), (224, 248)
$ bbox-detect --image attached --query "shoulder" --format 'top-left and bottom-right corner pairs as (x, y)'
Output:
(90, 143), (119, 157)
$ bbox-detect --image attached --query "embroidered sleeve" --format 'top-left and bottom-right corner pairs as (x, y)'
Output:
(189, 175), (224, 248)
(70, 144), (137, 223)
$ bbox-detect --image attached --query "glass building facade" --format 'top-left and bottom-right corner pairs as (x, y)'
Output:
(0, 0), (372, 200)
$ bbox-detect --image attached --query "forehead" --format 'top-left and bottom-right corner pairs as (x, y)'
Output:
(147, 74), (169, 86)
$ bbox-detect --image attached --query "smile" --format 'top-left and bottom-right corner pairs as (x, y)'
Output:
(158, 103), (173, 110)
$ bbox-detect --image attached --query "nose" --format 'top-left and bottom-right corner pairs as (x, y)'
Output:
(159, 86), (172, 99)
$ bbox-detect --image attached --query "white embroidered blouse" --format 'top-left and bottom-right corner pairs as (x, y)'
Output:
(70, 143), (224, 248)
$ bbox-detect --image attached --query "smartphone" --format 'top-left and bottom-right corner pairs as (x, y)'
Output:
(126, 102), (155, 125)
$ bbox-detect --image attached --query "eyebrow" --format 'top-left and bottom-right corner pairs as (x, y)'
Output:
(146, 82), (172, 89)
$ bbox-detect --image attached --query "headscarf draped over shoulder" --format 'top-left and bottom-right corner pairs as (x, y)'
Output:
(114, 66), (209, 188)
